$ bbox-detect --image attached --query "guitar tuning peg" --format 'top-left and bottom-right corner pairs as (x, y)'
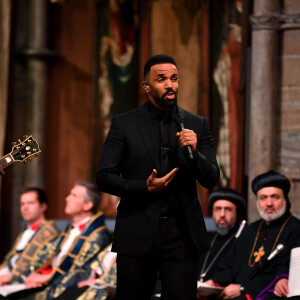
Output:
(21, 155), (25, 159)
(23, 160), (27, 164)
(12, 142), (16, 147)
(23, 135), (28, 139)
(18, 139), (22, 143)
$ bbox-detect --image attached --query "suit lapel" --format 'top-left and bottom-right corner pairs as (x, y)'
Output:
(136, 104), (160, 170)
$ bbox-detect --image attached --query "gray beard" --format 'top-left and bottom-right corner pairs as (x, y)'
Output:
(217, 226), (232, 236)
(216, 215), (237, 236)
(257, 201), (286, 222)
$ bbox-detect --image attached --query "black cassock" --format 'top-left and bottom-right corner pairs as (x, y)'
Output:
(212, 211), (300, 300)
(198, 224), (240, 282)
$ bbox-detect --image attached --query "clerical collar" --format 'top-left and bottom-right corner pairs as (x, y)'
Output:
(27, 220), (43, 232)
(147, 100), (175, 121)
(72, 216), (90, 231)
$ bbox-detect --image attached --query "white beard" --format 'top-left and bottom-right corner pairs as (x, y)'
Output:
(257, 201), (286, 222)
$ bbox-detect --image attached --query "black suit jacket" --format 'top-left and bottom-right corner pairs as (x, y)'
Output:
(97, 103), (220, 256)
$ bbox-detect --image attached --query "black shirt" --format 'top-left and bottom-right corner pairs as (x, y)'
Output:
(146, 101), (177, 216)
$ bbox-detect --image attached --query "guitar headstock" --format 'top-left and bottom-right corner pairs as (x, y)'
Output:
(11, 135), (41, 163)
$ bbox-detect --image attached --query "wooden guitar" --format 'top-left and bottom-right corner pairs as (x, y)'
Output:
(0, 135), (41, 175)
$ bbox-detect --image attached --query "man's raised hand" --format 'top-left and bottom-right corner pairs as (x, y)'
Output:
(147, 168), (179, 193)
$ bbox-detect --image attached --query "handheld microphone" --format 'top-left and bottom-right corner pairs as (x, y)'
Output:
(267, 244), (284, 261)
(175, 113), (194, 160)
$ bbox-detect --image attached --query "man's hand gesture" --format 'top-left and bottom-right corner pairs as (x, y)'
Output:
(147, 168), (178, 193)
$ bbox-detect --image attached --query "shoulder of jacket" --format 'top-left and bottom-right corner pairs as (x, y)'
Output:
(113, 105), (144, 120)
(177, 106), (205, 121)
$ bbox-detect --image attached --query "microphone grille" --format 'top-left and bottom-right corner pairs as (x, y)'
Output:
(175, 113), (185, 125)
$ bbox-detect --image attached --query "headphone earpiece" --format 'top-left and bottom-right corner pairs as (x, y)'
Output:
(144, 81), (149, 91)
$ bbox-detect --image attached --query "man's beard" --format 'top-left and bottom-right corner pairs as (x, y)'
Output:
(217, 226), (231, 236)
(257, 201), (286, 222)
(216, 216), (236, 236)
(155, 89), (177, 108)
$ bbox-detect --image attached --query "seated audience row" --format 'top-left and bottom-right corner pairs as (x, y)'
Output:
(0, 181), (112, 300)
(1, 170), (300, 300)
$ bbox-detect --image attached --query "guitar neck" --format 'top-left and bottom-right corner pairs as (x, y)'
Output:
(0, 153), (14, 170)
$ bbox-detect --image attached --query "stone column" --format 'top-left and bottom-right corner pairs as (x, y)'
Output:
(0, 0), (11, 162)
(0, 0), (11, 159)
(25, 0), (48, 187)
(248, 0), (280, 222)
(20, 0), (59, 187)
(0, 0), (11, 204)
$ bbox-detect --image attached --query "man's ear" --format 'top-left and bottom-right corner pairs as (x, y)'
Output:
(41, 203), (47, 214)
(83, 201), (94, 213)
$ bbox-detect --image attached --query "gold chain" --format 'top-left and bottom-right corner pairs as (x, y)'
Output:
(248, 215), (292, 267)
(248, 220), (264, 267)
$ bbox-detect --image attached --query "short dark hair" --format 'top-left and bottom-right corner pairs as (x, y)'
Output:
(74, 181), (101, 214)
(144, 54), (178, 78)
(21, 187), (48, 205)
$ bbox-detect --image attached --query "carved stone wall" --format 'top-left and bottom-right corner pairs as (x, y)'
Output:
(278, 0), (300, 218)
(248, 0), (280, 222)
(248, 0), (300, 221)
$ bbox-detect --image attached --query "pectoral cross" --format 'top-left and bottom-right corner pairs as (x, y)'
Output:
(254, 246), (265, 263)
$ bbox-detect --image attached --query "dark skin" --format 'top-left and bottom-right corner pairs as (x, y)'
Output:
(142, 63), (198, 193)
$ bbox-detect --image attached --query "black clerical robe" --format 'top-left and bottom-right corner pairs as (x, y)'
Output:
(212, 212), (300, 300)
(198, 224), (240, 282)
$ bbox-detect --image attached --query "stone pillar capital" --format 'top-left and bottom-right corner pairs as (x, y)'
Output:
(251, 13), (300, 31)
(250, 13), (282, 30)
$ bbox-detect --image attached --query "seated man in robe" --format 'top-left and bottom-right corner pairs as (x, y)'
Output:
(0, 187), (58, 286)
(205, 170), (300, 300)
(53, 242), (117, 300)
(13, 181), (111, 300)
(198, 188), (246, 284)
(257, 245), (300, 299)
